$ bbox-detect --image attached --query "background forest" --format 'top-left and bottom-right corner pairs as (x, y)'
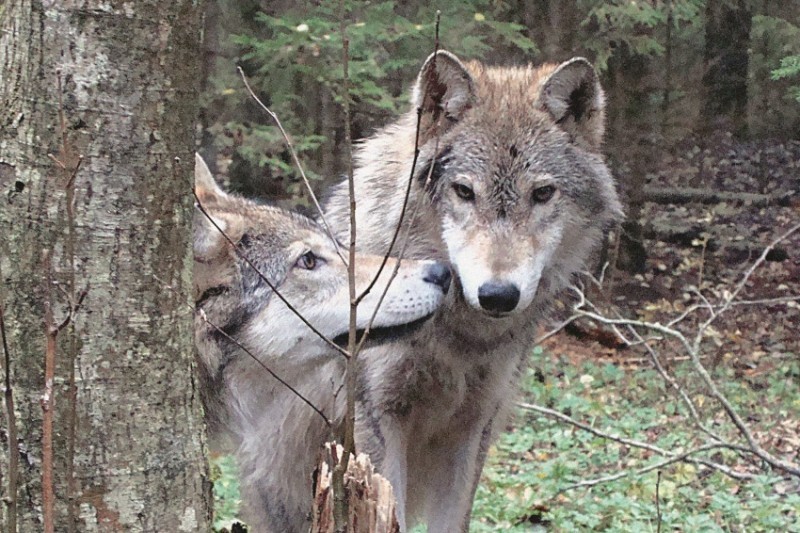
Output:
(198, 1), (800, 531)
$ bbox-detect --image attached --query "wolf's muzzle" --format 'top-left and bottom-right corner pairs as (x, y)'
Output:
(422, 262), (452, 294)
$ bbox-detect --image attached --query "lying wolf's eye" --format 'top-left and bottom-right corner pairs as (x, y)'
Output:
(531, 185), (556, 204)
(296, 251), (319, 270)
(452, 183), (475, 202)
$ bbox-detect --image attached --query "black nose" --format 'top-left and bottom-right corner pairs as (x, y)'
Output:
(423, 262), (452, 294)
(478, 282), (520, 313)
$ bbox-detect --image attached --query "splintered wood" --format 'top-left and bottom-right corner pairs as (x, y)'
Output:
(312, 443), (399, 533)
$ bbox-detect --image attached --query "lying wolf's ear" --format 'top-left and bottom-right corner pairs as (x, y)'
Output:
(193, 154), (245, 259)
(540, 58), (605, 150)
(195, 153), (228, 205)
(413, 50), (475, 143)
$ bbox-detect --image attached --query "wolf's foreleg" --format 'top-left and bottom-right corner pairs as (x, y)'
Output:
(421, 420), (485, 532)
(379, 425), (410, 531)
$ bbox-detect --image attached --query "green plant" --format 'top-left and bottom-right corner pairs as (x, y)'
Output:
(772, 55), (800, 102)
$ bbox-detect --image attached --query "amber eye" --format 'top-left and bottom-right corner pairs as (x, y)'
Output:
(296, 251), (318, 270)
(452, 182), (475, 202)
(532, 185), (556, 204)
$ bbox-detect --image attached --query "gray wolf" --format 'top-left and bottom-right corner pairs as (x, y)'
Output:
(322, 51), (623, 531)
(192, 154), (451, 532)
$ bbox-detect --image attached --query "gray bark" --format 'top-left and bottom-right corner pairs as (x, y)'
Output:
(0, 1), (211, 531)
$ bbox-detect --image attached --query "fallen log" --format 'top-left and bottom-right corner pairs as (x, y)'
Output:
(642, 186), (793, 207)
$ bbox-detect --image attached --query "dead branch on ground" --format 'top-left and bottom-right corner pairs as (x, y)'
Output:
(526, 221), (800, 493)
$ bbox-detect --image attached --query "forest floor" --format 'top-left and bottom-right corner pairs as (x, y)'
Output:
(472, 135), (800, 531)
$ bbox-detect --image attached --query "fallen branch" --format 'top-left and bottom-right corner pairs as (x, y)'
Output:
(642, 186), (793, 207)
(558, 223), (800, 479)
(518, 402), (751, 482)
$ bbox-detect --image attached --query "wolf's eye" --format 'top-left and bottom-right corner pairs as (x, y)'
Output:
(531, 185), (556, 204)
(296, 251), (319, 270)
(452, 182), (475, 202)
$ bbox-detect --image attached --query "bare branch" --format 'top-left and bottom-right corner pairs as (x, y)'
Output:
(237, 67), (346, 265)
(337, 5), (356, 530)
(518, 402), (750, 481)
(655, 470), (662, 533)
(353, 10), (443, 307)
(559, 443), (733, 493)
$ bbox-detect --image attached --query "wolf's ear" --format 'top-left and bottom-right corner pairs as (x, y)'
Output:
(539, 58), (605, 150)
(195, 152), (228, 205)
(412, 50), (475, 143)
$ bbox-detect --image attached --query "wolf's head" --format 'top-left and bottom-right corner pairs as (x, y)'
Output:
(408, 51), (623, 317)
(193, 154), (451, 368)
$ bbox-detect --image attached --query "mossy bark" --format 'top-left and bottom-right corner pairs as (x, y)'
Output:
(0, 1), (211, 531)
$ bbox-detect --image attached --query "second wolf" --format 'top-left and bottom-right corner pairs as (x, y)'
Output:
(193, 154), (451, 531)
(323, 51), (623, 531)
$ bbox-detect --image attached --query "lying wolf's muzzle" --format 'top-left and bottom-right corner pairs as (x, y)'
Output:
(332, 261), (450, 348)
(422, 262), (452, 294)
(332, 314), (433, 349)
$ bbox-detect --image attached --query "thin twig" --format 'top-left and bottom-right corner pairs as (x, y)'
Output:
(354, 134), (440, 356)
(655, 470), (662, 533)
(342, 27), (357, 460)
(193, 192), (349, 359)
(1, 301), (18, 533)
(518, 402), (750, 480)
(353, 11), (443, 355)
(558, 443), (728, 493)
(335, 5), (355, 531)
(154, 275), (332, 427)
(236, 67), (346, 265)
(353, 11), (442, 307)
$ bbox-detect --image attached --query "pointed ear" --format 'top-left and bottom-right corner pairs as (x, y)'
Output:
(540, 58), (605, 150)
(412, 50), (475, 143)
(193, 206), (247, 300)
(195, 152), (228, 205)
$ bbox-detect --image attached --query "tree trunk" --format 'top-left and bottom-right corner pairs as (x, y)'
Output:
(702, 0), (752, 135)
(0, 1), (211, 531)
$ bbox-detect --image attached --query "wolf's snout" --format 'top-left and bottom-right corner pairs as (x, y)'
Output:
(478, 282), (520, 314)
(422, 262), (452, 294)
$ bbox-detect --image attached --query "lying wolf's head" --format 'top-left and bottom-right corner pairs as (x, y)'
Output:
(409, 51), (623, 317)
(193, 153), (450, 380)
